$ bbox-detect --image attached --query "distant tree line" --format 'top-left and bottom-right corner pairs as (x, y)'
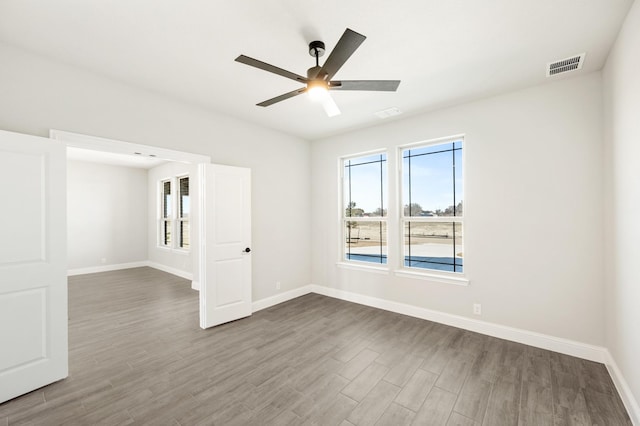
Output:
(346, 200), (464, 221)
(404, 201), (463, 216)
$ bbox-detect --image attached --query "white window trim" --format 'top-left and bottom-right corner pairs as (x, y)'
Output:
(159, 178), (172, 248)
(339, 150), (389, 270)
(397, 135), (467, 285)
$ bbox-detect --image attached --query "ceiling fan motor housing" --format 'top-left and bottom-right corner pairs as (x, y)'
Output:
(308, 40), (326, 58)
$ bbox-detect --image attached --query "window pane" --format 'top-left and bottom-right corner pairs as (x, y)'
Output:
(404, 221), (463, 273)
(162, 181), (172, 218)
(179, 177), (190, 219)
(344, 154), (387, 217)
(163, 220), (172, 245)
(403, 141), (462, 217)
(345, 221), (387, 264)
(180, 221), (190, 249)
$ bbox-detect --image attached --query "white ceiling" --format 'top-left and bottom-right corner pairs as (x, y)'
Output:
(0, 0), (633, 140)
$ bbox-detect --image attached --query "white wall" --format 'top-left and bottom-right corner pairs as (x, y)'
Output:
(0, 42), (311, 302)
(603, 0), (640, 412)
(312, 72), (605, 346)
(67, 160), (147, 271)
(147, 162), (198, 280)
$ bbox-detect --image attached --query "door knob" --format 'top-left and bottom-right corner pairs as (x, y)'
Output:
(244, 247), (251, 253)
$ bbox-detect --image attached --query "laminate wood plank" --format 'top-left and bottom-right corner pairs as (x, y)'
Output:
(267, 410), (302, 426)
(334, 337), (373, 363)
(339, 348), (380, 380)
(292, 373), (350, 418)
(347, 380), (400, 425)
(375, 402), (415, 426)
(375, 342), (413, 367)
(412, 386), (457, 426)
(0, 390), (44, 418)
(448, 411), (480, 426)
(582, 387), (632, 425)
(421, 345), (454, 375)
(341, 362), (390, 402)
(482, 376), (521, 426)
(518, 380), (553, 426)
(291, 357), (344, 393)
(6, 397), (87, 425)
(394, 368), (438, 412)
(453, 373), (492, 422)
(384, 353), (425, 387)
(551, 369), (593, 425)
(435, 352), (475, 394)
(248, 386), (305, 424)
(578, 359), (618, 396)
(194, 401), (252, 426)
(522, 346), (552, 387)
(300, 393), (358, 426)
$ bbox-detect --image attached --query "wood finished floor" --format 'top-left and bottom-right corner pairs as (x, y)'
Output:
(0, 267), (631, 425)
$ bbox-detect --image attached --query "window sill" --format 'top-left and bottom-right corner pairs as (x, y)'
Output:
(336, 262), (389, 275)
(156, 246), (191, 254)
(394, 269), (469, 286)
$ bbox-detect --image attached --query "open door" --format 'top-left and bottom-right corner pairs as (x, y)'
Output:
(0, 130), (67, 403)
(199, 164), (252, 329)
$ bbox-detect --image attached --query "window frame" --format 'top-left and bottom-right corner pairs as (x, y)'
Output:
(158, 175), (191, 252)
(339, 150), (389, 270)
(397, 136), (466, 283)
(159, 178), (172, 248)
(177, 175), (190, 250)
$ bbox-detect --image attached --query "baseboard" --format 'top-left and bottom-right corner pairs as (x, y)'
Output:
(605, 350), (640, 425)
(147, 262), (193, 281)
(309, 284), (608, 363)
(67, 261), (149, 276)
(191, 281), (200, 291)
(252, 285), (313, 312)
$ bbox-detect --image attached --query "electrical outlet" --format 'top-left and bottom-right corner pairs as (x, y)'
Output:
(276, 281), (281, 290)
(473, 303), (482, 315)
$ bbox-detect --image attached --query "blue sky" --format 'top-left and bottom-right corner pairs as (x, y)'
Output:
(344, 142), (463, 214)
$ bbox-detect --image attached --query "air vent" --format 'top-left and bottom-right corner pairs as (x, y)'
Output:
(374, 107), (403, 119)
(547, 53), (586, 77)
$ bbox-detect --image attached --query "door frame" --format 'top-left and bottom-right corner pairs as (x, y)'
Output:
(50, 129), (211, 291)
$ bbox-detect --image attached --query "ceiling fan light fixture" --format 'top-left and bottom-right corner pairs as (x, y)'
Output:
(307, 80), (329, 102)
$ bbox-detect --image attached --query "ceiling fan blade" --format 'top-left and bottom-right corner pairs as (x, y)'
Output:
(317, 28), (366, 81)
(321, 94), (341, 117)
(235, 55), (307, 84)
(329, 80), (401, 91)
(257, 87), (307, 107)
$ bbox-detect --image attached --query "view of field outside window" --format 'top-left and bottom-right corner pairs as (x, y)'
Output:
(343, 153), (388, 264)
(402, 140), (463, 273)
(178, 176), (190, 249)
(161, 180), (172, 246)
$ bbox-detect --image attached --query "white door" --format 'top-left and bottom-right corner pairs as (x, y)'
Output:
(199, 164), (252, 328)
(0, 130), (67, 403)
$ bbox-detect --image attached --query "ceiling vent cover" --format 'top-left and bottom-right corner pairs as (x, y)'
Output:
(547, 53), (586, 77)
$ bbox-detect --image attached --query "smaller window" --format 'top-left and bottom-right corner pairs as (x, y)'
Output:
(160, 179), (172, 247)
(178, 176), (190, 249)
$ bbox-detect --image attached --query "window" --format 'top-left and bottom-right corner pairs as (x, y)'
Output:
(178, 176), (190, 249)
(160, 179), (172, 247)
(159, 176), (190, 251)
(342, 153), (388, 265)
(401, 139), (463, 273)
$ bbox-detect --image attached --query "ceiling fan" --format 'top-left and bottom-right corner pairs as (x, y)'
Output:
(235, 28), (400, 117)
